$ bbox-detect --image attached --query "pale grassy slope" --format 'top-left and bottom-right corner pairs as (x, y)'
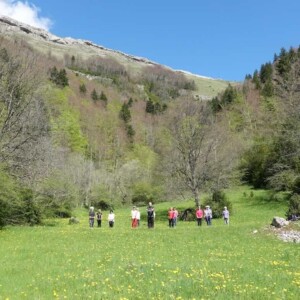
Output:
(0, 16), (233, 99)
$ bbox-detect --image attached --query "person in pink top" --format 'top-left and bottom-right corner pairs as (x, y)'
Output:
(196, 206), (203, 226)
(168, 207), (175, 227)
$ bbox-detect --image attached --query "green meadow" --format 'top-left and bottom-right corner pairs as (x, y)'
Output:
(0, 187), (299, 300)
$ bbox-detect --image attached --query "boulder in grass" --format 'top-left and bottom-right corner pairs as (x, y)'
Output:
(271, 217), (289, 228)
(69, 217), (80, 225)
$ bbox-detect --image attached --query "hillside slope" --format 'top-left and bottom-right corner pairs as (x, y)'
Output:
(0, 16), (230, 100)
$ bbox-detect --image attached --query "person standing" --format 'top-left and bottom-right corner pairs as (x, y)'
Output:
(136, 208), (141, 227)
(147, 202), (155, 229)
(108, 210), (115, 228)
(131, 206), (138, 228)
(168, 207), (174, 228)
(222, 206), (230, 224)
(196, 206), (203, 226)
(89, 206), (95, 228)
(173, 207), (179, 227)
(96, 209), (102, 227)
(204, 205), (212, 226)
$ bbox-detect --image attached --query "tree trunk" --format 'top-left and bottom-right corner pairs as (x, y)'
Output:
(193, 187), (200, 207)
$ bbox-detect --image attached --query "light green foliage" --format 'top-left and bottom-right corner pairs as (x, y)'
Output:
(0, 167), (40, 226)
(36, 170), (80, 217)
(0, 166), (20, 227)
(47, 87), (88, 154)
(126, 144), (158, 171)
(132, 181), (163, 205)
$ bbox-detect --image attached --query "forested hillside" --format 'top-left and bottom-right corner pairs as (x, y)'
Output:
(0, 17), (299, 227)
(210, 46), (300, 218)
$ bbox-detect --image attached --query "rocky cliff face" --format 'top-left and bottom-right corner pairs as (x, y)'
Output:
(0, 16), (157, 68)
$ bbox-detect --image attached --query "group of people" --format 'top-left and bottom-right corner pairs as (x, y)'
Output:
(168, 207), (179, 227)
(89, 206), (115, 228)
(88, 203), (230, 228)
(196, 205), (230, 226)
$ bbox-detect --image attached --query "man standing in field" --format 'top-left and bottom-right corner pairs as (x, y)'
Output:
(147, 202), (155, 228)
(89, 207), (95, 228)
(204, 205), (212, 226)
(222, 206), (230, 224)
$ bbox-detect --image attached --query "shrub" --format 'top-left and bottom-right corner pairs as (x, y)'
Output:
(93, 200), (110, 211)
(286, 193), (300, 219)
(21, 189), (41, 226)
(49, 67), (69, 87)
(203, 190), (232, 218)
(79, 83), (87, 94)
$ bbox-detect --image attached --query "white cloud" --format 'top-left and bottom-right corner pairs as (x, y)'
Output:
(0, 0), (52, 30)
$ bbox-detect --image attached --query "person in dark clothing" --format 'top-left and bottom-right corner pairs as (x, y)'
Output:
(96, 209), (102, 227)
(147, 202), (155, 228)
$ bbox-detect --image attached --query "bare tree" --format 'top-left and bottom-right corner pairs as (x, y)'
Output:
(166, 99), (238, 206)
(0, 40), (48, 174)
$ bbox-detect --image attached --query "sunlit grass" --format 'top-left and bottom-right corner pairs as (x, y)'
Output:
(0, 187), (299, 299)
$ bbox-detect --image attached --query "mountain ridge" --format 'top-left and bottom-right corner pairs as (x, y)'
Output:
(0, 15), (228, 88)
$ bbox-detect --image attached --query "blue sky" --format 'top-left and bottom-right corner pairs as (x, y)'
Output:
(1, 0), (300, 81)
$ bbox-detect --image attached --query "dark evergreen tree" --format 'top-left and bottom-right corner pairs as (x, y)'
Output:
(91, 89), (99, 101)
(146, 100), (155, 114)
(260, 63), (273, 84)
(79, 83), (87, 94)
(49, 67), (69, 87)
(221, 84), (237, 105)
(119, 102), (131, 123)
(126, 124), (135, 141)
(210, 96), (222, 113)
(252, 70), (261, 89)
(128, 97), (133, 107)
(100, 91), (108, 103)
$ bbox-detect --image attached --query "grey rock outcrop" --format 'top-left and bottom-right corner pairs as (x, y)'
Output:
(277, 230), (300, 243)
(271, 217), (289, 228)
(69, 217), (80, 225)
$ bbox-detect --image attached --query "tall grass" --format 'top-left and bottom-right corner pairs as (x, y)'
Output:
(0, 187), (299, 299)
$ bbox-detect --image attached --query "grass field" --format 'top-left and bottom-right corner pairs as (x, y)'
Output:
(0, 187), (299, 300)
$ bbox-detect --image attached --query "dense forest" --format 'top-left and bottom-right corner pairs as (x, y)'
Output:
(0, 33), (299, 227)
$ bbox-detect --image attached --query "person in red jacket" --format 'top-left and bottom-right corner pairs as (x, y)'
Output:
(196, 206), (203, 226)
(168, 207), (175, 227)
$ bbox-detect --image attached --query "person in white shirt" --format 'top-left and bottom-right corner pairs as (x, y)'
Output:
(204, 206), (212, 226)
(108, 210), (115, 228)
(222, 206), (230, 224)
(131, 206), (138, 228)
(136, 208), (141, 227)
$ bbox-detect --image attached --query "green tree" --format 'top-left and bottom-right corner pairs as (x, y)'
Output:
(79, 83), (87, 94)
(91, 89), (98, 101)
(260, 62), (273, 84)
(49, 67), (69, 87)
(119, 102), (131, 123)
(100, 91), (108, 103)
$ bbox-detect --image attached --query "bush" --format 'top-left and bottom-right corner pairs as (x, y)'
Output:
(21, 189), (41, 226)
(286, 193), (300, 219)
(93, 200), (110, 211)
(131, 183), (161, 206)
(203, 190), (232, 218)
